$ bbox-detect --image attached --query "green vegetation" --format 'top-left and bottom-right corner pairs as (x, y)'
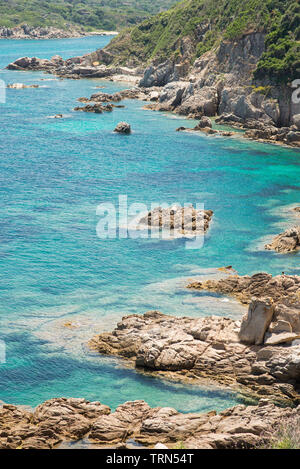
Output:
(106, 0), (300, 82)
(0, 0), (177, 31)
(264, 417), (300, 449)
(255, 1), (300, 82)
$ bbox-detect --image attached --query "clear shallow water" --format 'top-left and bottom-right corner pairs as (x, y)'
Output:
(0, 37), (300, 412)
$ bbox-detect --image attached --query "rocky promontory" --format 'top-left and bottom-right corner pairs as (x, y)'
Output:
(265, 227), (300, 253)
(0, 24), (85, 39)
(90, 303), (300, 405)
(87, 272), (300, 406)
(187, 272), (300, 305)
(1, 396), (300, 449)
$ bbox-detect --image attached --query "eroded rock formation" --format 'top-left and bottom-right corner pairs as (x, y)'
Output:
(90, 309), (300, 404)
(1, 397), (300, 449)
(136, 205), (213, 238)
(187, 272), (300, 305)
(265, 227), (300, 253)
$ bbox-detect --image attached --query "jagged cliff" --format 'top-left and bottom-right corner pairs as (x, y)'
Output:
(89, 0), (300, 130)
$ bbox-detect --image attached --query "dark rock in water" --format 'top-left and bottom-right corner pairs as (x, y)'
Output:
(74, 103), (113, 114)
(114, 122), (131, 134)
(194, 116), (212, 129)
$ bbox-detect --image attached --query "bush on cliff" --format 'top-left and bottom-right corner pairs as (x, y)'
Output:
(105, 0), (300, 83)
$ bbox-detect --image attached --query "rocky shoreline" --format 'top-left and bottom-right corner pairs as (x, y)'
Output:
(6, 48), (300, 148)
(3, 271), (300, 449)
(85, 272), (300, 407)
(1, 397), (300, 449)
(0, 25), (117, 40)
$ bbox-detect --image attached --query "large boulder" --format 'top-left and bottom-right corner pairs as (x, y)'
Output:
(114, 122), (131, 134)
(239, 298), (275, 345)
(194, 116), (212, 129)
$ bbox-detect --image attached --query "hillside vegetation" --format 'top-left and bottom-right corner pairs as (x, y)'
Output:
(105, 0), (300, 82)
(0, 0), (177, 31)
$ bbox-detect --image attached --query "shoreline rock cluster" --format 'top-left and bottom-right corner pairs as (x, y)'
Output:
(1, 397), (300, 449)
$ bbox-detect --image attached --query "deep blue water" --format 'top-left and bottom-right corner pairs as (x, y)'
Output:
(0, 36), (299, 412)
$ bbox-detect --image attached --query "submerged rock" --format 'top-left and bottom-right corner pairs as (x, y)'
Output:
(265, 226), (300, 253)
(7, 83), (39, 89)
(114, 122), (131, 134)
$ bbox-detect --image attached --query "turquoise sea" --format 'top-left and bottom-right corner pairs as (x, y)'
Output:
(0, 36), (299, 413)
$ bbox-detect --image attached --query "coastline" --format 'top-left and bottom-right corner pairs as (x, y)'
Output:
(0, 27), (118, 40)
(1, 396), (299, 449)
(2, 34), (300, 450)
(5, 52), (300, 149)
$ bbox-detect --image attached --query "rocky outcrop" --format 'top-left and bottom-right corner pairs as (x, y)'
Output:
(114, 122), (131, 134)
(135, 205), (213, 237)
(176, 124), (235, 138)
(90, 309), (300, 404)
(187, 272), (300, 305)
(1, 397), (299, 449)
(188, 272), (300, 347)
(7, 56), (64, 72)
(195, 116), (212, 129)
(265, 227), (300, 253)
(74, 103), (114, 113)
(0, 398), (110, 449)
(0, 24), (84, 39)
